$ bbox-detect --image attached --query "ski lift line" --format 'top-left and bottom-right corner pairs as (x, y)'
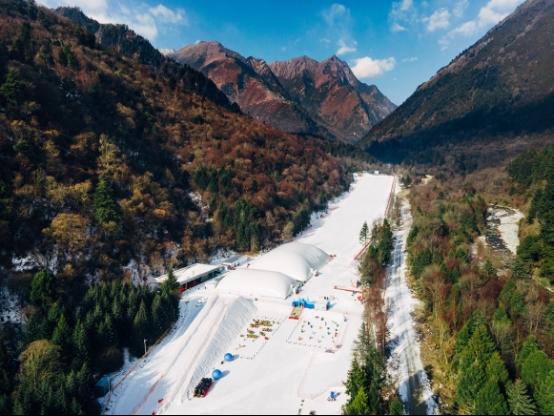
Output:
(353, 238), (373, 261)
(333, 286), (362, 294)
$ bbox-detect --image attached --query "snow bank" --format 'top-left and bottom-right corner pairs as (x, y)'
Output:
(498, 209), (524, 255)
(177, 296), (256, 402)
(249, 242), (329, 282)
(217, 269), (296, 299)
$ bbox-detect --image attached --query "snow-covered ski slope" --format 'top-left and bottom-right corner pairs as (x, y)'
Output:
(106, 173), (394, 415)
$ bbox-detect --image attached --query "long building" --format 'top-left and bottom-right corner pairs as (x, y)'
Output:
(156, 264), (225, 291)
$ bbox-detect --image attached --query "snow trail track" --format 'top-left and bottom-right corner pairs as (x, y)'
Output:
(384, 192), (438, 415)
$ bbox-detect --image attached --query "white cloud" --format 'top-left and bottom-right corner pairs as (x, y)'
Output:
(38, 0), (108, 14)
(336, 38), (357, 56)
(37, 0), (187, 41)
(423, 8), (450, 32)
(322, 3), (349, 26)
(391, 22), (407, 32)
(389, 0), (417, 33)
(441, 0), (524, 48)
(149, 4), (186, 24)
(453, 0), (469, 18)
(399, 0), (413, 12)
(321, 3), (358, 57)
(159, 48), (175, 56)
(350, 56), (396, 79)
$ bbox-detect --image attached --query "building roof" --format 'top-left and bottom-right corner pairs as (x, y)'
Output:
(217, 269), (296, 300)
(249, 242), (329, 282)
(156, 264), (223, 286)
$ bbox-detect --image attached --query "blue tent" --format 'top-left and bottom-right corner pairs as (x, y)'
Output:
(292, 298), (316, 309)
(224, 353), (234, 362)
(212, 369), (223, 380)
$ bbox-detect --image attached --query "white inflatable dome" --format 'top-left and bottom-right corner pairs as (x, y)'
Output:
(250, 242), (329, 282)
(217, 269), (296, 300)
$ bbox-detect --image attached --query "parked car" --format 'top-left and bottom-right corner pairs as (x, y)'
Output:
(194, 378), (213, 398)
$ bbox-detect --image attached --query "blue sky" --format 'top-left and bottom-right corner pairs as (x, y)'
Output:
(39, 0), (525, 104)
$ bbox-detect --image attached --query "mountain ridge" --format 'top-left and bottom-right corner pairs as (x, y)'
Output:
(364, 0), (554, 163)
(172, 42), (396, 142)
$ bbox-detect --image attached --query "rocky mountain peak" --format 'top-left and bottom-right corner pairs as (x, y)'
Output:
(173, 42), (396, 142)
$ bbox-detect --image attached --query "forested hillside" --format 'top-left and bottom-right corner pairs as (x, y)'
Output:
(406, 171), (553, 414)
(509, 148), (554, 285)
(0, 0), (350, 283)
(365, 0), (554, 166)
(0, 2), (353, 413)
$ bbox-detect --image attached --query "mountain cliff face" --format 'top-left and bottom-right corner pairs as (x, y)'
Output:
(172, 42), (322, 137)
(270, 55), (396, 143)
(172, 42), (396, 142)
(365, 0), (554, 162)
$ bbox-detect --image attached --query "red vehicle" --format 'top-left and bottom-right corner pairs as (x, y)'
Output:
(194, 378), (213, 398)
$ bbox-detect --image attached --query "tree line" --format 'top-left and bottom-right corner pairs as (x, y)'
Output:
(0, 269), (180, 414)
(406, 172), (552, 414)
(344, 219), (400, 415)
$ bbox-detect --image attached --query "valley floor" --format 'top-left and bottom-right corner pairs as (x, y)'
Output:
(104, 173), (394, 415)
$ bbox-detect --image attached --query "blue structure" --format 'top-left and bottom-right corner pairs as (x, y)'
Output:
(292, 298), (315, 309)
(212, 369), (223, 380)
(94, 375), (111, 397)
(224, 353), (235, 362)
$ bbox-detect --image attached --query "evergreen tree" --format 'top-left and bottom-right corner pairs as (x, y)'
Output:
(52, 313), (70, 350)
(507, 380), (537, 415)
(93, 178), (120, 225)
(359, 221), (369, 244)
(388, 396), (404, 415)
(0, 69), (24, 107)
(29, 270), (56, 309)
(151, 293), (164, 333)
(487, 352), (509, 385)
(475, 379), (508, 415)
(346, 385), (370, 415)
(534, 370), (554, 415)
(133, 300), (149, 355)
(73, 321), (89, 360)
(456, 323), (499, 411)
(162, 267), (179, 294)
(345, 358), (364, 400)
